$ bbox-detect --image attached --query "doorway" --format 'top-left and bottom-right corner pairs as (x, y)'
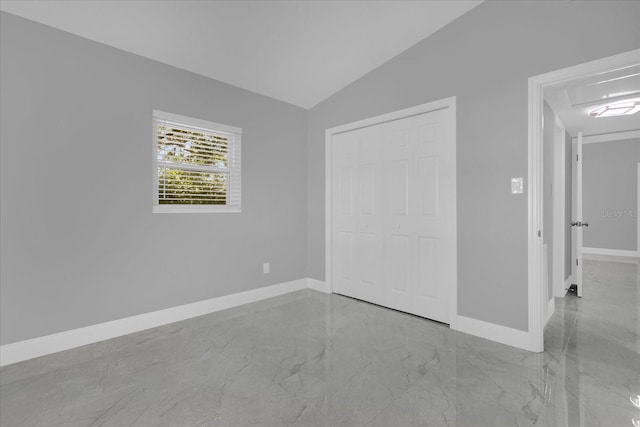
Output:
(528, 49), (640, 352)
(325, 97), (457, 325)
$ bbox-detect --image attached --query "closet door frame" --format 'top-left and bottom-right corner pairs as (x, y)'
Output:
(325, 97), (458, 329)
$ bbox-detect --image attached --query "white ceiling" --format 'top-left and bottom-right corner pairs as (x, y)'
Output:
(0, 0), (482, 109)
(544, 64), (640, 137)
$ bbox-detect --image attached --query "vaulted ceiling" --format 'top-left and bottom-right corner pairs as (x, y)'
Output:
(0, 0), (482, 109)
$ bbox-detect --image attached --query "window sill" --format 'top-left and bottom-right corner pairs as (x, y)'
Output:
(153, 205), (241, 214)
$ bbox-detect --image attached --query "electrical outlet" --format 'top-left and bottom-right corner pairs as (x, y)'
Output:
(263, 262), (270, 274)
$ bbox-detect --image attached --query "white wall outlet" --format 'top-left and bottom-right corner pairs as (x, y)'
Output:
(511, 177), (524, 194)
(263, 262), (270, 274)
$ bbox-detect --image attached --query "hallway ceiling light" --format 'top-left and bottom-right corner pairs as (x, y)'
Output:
(588, 98), (640, 117)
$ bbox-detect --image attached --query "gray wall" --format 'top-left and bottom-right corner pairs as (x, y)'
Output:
(565, 131), (572, 281)
(583, 138), (640, 251)
(543, 101), (555, 301)
(0, 12), (308, 345)
(307, 1), (640, 331)
(2, 2), (639, 345)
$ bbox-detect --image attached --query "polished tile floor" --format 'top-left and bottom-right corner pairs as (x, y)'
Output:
(1, 258), (638, 426)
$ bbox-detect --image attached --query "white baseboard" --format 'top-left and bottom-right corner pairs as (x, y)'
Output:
(582, 247), (639, 258)
(307, 278), (329, 293)
(0, 278), (308, 367)
(3, 277), (552, 366)
(452, 315), (531, 351)
(545, 297), (556, 326)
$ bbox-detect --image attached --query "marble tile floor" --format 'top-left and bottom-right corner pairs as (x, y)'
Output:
(536, 257), (639, 427)
(1, 258), (638, 426)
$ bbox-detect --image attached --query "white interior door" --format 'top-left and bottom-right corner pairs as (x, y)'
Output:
(331, 107), (454, 324)
(571, 132), (583, 297)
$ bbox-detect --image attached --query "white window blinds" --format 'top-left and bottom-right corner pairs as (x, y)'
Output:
(153, 110), (241, 213)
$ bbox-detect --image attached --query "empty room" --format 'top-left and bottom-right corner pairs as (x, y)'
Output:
(1, 1), (639, 426)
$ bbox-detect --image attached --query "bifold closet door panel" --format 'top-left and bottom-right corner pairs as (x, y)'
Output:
(332, 125), (384, 306)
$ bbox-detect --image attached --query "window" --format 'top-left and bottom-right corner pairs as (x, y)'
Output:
(153, 110), (241, 213)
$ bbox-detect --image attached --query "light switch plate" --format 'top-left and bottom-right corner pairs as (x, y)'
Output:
(511, 177), (524, 194)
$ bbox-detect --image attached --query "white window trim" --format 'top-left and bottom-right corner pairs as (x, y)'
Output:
(152, 110), (242, 213)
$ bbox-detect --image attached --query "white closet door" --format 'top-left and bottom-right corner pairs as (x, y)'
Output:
(331, 107), (454, 324)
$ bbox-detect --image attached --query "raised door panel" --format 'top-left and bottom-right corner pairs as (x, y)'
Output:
(390, 160), (409, 216)
(338, 167), (355, 216)
(337, 231), (354, 281)
(359, 164), (375, 216)
(419, 156), (439, 218)
(390, 235), (409, 294)
(359, 232), (377, 286)
(418, 237), (439, 299)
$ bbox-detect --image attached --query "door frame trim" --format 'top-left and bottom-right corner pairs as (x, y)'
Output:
(552, 114), (567, 298)
(325, 97), (457, 328)
(527, 49), (640, 352)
